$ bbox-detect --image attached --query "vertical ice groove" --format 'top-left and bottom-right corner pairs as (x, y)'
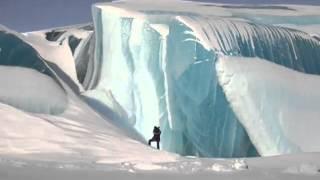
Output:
(150, 24), (172, 130)
(160, 33), (173, 129)
(90, 4), (320, 157)
(176, 16), (213, 50)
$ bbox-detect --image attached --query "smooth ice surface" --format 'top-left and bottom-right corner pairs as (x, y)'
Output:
(90, 0), (320, 157)
(217, 56), (320, 156)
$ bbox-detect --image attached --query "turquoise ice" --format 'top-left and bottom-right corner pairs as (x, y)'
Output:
(86, 2), (320, 157)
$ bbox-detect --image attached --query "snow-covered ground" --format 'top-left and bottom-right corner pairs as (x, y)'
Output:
(0, 153), (320, 179)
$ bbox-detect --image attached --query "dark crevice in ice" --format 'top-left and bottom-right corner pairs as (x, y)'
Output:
(45, 30), (66, 42)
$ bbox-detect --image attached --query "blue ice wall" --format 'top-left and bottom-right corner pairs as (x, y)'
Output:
(178, 16), (320, 74)
(90, 9), (257, 157)
(91, 6), (320, 157)
(171, 16), (320, 155)
(175, 16), (320, 155)
(89, 8), (169, 141)
(160, 20), (257, 157)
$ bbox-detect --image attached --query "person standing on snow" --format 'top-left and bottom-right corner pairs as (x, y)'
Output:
(148, 126), (161, 149)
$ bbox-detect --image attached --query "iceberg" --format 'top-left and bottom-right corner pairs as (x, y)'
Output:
(87, 1), (320, 157)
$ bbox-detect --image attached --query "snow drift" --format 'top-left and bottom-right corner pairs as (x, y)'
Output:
(0, 66), (67, 114)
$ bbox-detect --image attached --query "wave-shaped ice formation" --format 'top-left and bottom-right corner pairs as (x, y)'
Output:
(217, 56), (320, 156)
(88, 1), (320, 157)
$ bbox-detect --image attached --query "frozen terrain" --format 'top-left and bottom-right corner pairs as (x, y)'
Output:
(0, 0), (320, 179)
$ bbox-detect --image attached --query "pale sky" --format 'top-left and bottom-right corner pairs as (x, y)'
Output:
(0, 0), (319, 32)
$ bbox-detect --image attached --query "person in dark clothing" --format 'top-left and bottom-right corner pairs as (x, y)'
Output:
(148, 126), (161, 149)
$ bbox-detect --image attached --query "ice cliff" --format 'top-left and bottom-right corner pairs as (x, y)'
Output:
(87, 1), (320, 157)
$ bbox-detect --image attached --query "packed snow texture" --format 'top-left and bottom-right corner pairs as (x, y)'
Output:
(0, 66), (67, 114)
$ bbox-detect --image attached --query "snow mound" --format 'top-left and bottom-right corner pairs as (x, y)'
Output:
(0, 66), (67, 114)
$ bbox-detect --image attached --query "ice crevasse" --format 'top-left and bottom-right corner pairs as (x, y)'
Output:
(85, 2), (320, 157)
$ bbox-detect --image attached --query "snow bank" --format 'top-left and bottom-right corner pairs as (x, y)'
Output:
(0, 66), (67, 114)
(0, 103), (73, 154)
